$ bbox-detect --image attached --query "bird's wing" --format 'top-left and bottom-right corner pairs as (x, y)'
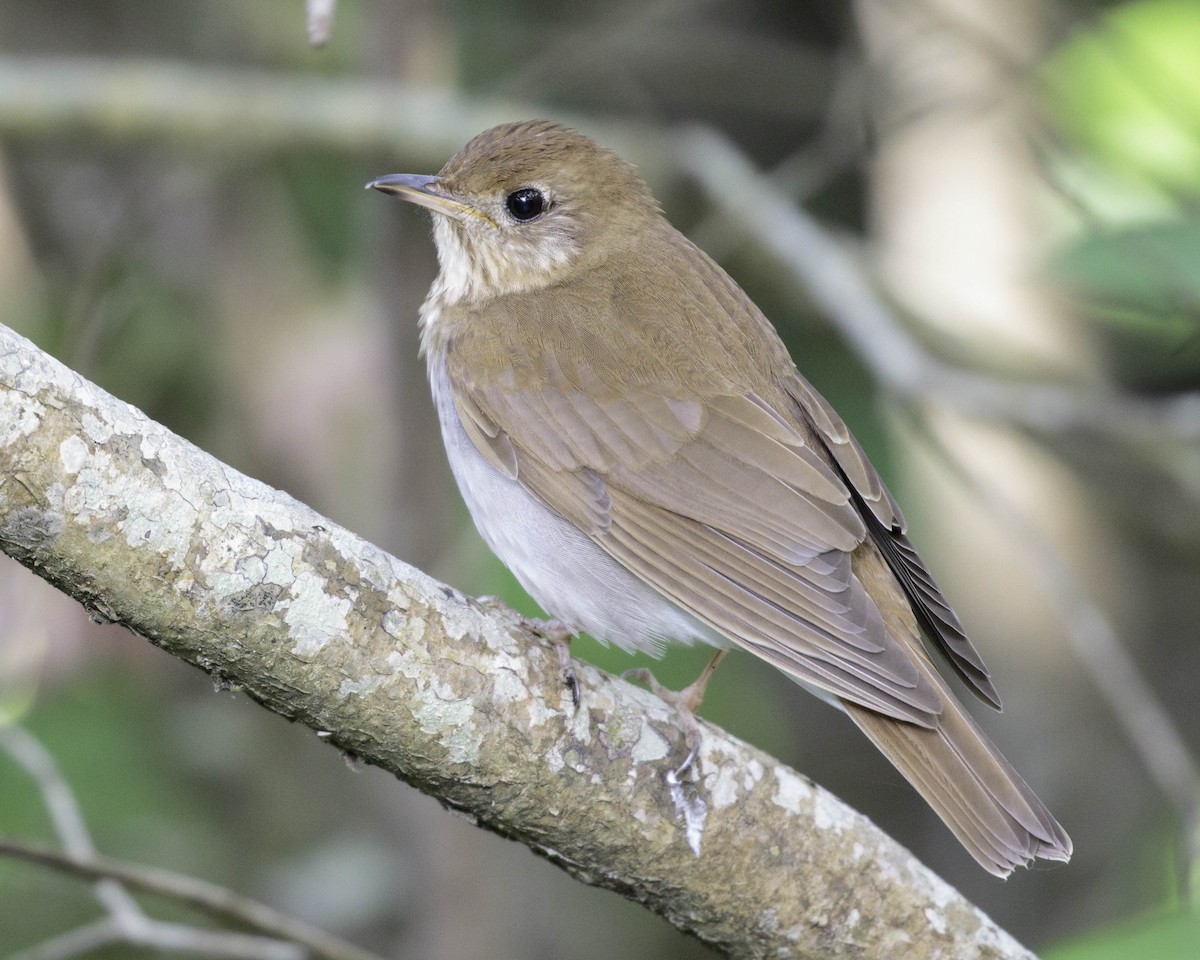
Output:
(443, 243), (995, 717)
(785, 373), (1000, 707)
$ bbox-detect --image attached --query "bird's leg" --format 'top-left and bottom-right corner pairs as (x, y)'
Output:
(624, 648), (728, 778)
(475, 597), (580, 710)
(537, 618), (580, 712)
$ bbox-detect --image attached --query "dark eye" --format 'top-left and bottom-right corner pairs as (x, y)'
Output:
(505, 187), (545, 222)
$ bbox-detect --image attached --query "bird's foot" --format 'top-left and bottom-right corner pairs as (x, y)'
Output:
(623, 649), (727, 780)
(472, 599), (579, 710)
(540, 620), (580, 712)
(519, 614), (580, 711)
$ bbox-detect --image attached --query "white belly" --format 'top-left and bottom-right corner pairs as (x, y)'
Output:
(428, 353), (719, 656)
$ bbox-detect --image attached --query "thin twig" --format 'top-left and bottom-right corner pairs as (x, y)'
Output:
(6, 918), (127, 960)
(1, 726), (383, 960)
(0, 835), (385, 960)
(6, 915), (306, 960)
(0, 726), (143, 923)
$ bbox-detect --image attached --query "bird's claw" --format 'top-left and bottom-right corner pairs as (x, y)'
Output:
(513, 614), (580, 713)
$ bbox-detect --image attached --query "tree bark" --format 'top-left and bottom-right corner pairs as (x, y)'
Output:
(0, 323), (1036, 959)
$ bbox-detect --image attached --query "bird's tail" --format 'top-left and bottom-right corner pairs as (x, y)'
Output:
(843, 679), (1072, 876)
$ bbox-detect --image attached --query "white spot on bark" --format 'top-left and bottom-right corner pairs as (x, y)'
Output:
(413, 683), (480, 765)
(924, 907), (947, 934)
(812, 791), (853, 833)
(707, 763), (741, 810)
(0, 392), (43, 446)
(339, 650), (411, 697)
(772, 766), (812, 814)
(236, 554), (266, 583)
(381, 608), (409, 638)
(339, 674), (381, 697)
(384, 648), (419, 680)
(668, 767), (708, 856)
(264, 544), (296, 585)
(119, 493), (196, 565)
(568, 697), (592, 743)
(285, 570), (351, 656)
(59, 435), (87, 474)
(526, 693), (558, 728)
(631, 719), (669, 763)
(491, 669), (526, 704)
(376, 649), (417, 681)
(81, 411), (114, 443)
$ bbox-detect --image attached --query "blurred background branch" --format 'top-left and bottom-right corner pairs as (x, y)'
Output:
(1, 56), (1194, 445)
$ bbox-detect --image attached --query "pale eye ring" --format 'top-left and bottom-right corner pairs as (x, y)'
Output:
(505, 187), (545, 222)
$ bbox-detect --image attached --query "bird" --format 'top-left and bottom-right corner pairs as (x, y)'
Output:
(368, 119), (1072, 877)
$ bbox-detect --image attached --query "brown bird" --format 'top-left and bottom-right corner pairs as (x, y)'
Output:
(369, 120), (1071, 877)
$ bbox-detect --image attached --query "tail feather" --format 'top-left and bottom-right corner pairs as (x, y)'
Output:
(844, 682), (1072, 876)
(847, 542), (1072, 876)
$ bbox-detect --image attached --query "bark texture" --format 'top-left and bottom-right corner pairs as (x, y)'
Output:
(0, 324), (1036, 959)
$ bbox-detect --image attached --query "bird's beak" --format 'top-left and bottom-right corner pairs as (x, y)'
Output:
(366, 174), (494, 225)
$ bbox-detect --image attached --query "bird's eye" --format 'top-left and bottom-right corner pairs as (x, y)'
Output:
(505, 187), (545, 222)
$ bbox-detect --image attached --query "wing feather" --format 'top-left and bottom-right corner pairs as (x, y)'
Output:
(602, 496), (942, 724)
(785, 372), (1000, 707)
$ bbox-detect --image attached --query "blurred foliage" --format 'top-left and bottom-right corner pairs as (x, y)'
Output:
(1047, 0), (1200, 196)
(1045, 908), (1200, 960)
(1051, 220), (1200, 388)
(1053, 222), (1200, 331)
(1043, 0), (1200, 390)
(275, 151), (369, 277)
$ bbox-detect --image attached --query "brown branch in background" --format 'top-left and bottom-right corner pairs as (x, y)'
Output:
(0, 325), (1040, 958)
